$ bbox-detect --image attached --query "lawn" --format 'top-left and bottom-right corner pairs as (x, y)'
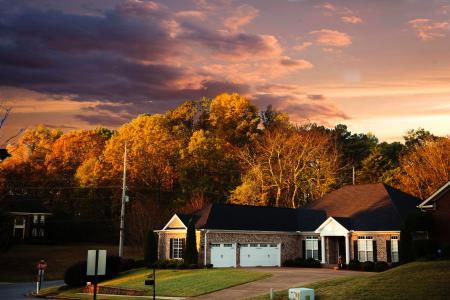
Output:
(41, 268), (270, 299)
(249, 260), (450, 300)
(101, 268), (271, 297)
(0, 243), (142, 282)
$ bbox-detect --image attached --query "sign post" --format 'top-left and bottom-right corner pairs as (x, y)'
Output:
(144, 264), (156, 300)
(36, 260), (47, 295)
(87, 250), (107, 300)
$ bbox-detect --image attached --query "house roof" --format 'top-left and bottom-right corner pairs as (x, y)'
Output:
(418, 181), (450, 209)
(165, 183), (420, 232)
(1, 196), (50, 213)
(306, 183), (421, 231)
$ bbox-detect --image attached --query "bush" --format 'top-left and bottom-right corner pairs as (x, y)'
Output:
(347, 259), (360, 270)
(283, 257), (320, 268)
(205, 263), (213, 268)
(305, 258), (321, 268)
(283, 259), (294, 267)
(413, 239), (436, 259)
(143, 230), (158, 267)
(64, 261), (87, 287)
(0, 211), (14, 252)
(64, 255), (124, 287)
(361, 261), (375, 272)
(441, 244), (450, 258)
(119, 258), (136, 272)
(374, 261), (389, 272)
(134, 259), (146, 268)
(184, 219), (198, 265)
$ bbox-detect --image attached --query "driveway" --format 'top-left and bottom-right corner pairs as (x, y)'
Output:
(0, 280), (64, 300)
(191, 268), (369, 300)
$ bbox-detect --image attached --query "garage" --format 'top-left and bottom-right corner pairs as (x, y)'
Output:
(210, 243), (237, 268)
(240, 243), (281, 267)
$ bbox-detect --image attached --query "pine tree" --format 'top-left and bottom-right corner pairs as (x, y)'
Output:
(184, 219), (198, 265)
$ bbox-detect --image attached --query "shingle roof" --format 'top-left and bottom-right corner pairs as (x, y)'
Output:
(172, 183), (421, 232)
(306, 183), (421, 231)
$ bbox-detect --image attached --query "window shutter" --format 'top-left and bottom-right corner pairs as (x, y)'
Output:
(386, 240), (391, 263)
(302, 240), (306, 258)
(318, 239), (322, 261)
(353, 240), (358, 261)
(181, 238), (186, 258)
(169, 239), (173, 259)
(373, 240), (377, 262)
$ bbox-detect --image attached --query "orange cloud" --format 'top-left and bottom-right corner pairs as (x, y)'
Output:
(223, 4), (259, 31)
(341, 15), (362, 24)
(310, 29), (352, 47)
(293, 41), (313, 51)
(408, 18), (449, 41)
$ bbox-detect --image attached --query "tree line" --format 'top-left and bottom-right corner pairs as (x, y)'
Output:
(1, 93), (449, 246)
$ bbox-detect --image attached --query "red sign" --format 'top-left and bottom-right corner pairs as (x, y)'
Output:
(37, 261), (47, 270)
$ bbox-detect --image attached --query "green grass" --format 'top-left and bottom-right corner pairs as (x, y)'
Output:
(249, 260), (450, 300)
(0, 243), (142, 282)
(100, 268), (270, 297)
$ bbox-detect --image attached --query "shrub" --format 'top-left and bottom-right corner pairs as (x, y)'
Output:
(184, 219), (198, 265)
(205, 263), (213, 268)
(283, 259), (294, 267)
(0, 211), (14, 252)
(64, 261), (87, 287)
(441, 244), (450, 258)
(119, 258), (136, 272)
(143, 230), (158, 268)
(105, 256), (122, 278)
(282, 257), (320, 268)
(347, 259), (360, 270)
(188, 264), (199, 269)
(374, 261), (389, 272)
(134, 259), (146, 268)
(305, 258), (321, 268)
(413, 239), (436, 259)
(361, 261), (375, 272)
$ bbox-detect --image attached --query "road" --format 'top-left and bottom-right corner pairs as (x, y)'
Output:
(0, 280), (64, 300)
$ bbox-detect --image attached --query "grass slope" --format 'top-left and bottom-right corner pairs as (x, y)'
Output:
(251, 260), (450, 300)
(0, 244), (142, 282)
(101, 268), (271, 297)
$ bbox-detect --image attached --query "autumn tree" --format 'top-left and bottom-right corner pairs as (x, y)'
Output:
(231, 125), (340, 208)
(356, 147), (394, 184)
(394, 136), (450, 199)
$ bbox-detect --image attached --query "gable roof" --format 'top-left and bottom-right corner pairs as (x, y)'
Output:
(306, 183), (421, 231)
(161, 183), (421, 233)
(418, 181), (450, 209)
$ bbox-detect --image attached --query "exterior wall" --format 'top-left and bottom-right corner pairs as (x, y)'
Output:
(350, 232), (400, 262)
(199, 231), (301, 266)
(157, 230), (202, 260)
(431, 191), (450, 246)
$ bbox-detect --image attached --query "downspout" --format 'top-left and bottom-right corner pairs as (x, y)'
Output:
(204, 230), (209, 266)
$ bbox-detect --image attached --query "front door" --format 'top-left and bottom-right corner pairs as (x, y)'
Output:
(337, 237), (346, 264)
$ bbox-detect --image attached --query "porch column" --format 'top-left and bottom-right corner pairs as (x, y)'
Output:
(345, 234), (350, 264)
(321, 236), (326, 264)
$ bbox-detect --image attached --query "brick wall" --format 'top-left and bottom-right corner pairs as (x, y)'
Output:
(350, 232), (400, 262)
(199, 231), (300, 266)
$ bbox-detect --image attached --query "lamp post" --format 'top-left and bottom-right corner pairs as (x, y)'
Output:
(119, 142), (127, 257)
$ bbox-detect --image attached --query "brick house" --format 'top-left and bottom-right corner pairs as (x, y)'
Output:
(157, 183), (420, 267)
(418, 181), (450, 247)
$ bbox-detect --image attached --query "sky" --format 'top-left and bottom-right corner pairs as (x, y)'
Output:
(1, 0), (449, 142)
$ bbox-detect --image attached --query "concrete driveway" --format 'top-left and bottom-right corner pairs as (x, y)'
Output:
(0, 280), (64, 300)
(191, 268), (369, 300)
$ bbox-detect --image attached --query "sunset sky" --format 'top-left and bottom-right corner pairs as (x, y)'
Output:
(1, 0), (449, 142)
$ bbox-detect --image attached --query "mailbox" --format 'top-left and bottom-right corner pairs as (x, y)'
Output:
(145, 279), (155, 286)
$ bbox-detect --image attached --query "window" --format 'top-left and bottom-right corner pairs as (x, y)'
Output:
(391, 236), (399, 263)
(39, 228), (45, 237)
(223, 244), (233, 247)
(33, 215), (39, 223)
(32, 228), (38, 237)
(40, 215), (46, 224)
(305, 236), (319, 260)
(170, 238), (185, 259)
(358, 236), (374, 262)
(259, 243), (268, 247)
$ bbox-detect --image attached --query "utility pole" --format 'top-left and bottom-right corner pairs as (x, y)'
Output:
(352, 166), (355, 185)
(119, 142), (127, 257)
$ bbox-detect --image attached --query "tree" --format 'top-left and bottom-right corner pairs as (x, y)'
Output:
(231, 125), (340, 208)
(394, 136), (450, 199)
(184, 218), (198, 265)
(0, 211), (13, 252)
(403, 128), (437, 149)
(209, 93), (260, 147)
(260, 105), (289, 130)
(356, 147), (394, 184)
(143, 230), (158, 267)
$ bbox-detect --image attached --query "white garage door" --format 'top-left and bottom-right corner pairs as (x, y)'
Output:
(211, 243), (237, 268)
(240, 243), (281, 267)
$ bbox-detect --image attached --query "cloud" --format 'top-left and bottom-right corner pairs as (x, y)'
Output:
(223, 4), (259, 31)
(293, 41), (313, 51)
(341, 15), (362, 24)
(279, 56), (314, 69)
(408, 18), (449, 41)
(310, 29), (352, 47)
(307, 94), (325, 101)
